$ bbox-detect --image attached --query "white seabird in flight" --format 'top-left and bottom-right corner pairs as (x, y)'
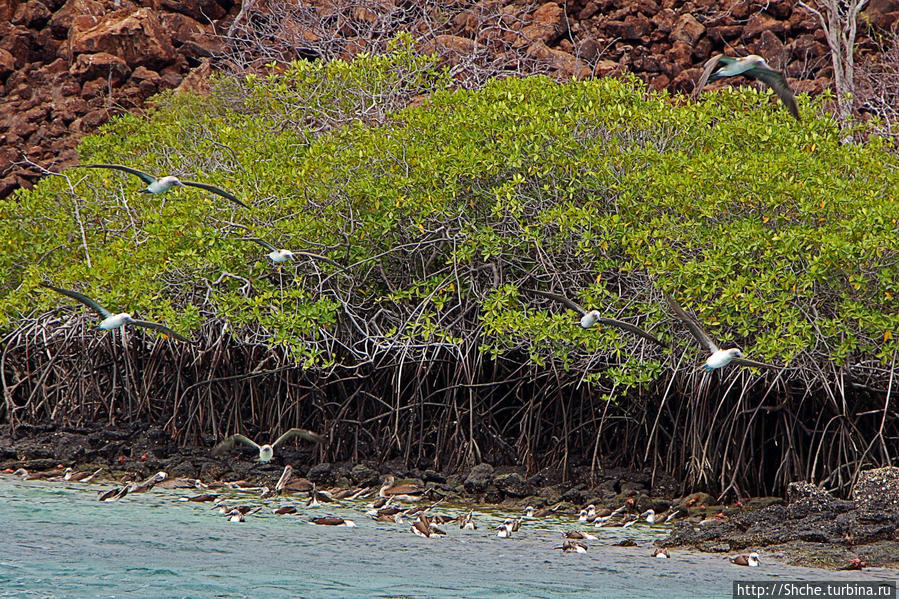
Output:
(665, 293), (782, 372)
(694, 54), (800, 121)
(79, 163), (248, 208)
(40, 283), (190, 342)
(527, 289), (667, 347)
(212, 428), (326, 463)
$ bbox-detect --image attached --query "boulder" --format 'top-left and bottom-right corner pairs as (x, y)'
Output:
(12, 1), (52, 29)
(463, 462), (494, 493)
(0, 50), (15, 79)
(603, 15), (651, 40)
(671, 13), (705, 46)
(519, 2), (564, 46)
(494, 472), (535, 498)
(69, 8), (176, 70)
(744, 12), (786, 38)
(854, 467), (899, 513)
(48, 0), (106, 38)
(527, 42), (592, 79)
(69, 52), (131, 84)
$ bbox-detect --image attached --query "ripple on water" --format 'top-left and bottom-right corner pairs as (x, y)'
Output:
(1, 476), (895, 599)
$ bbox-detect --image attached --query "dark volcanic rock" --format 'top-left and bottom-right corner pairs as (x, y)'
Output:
(494, 472), (535, 498)
(463, 462), (494, 493)
(854, 467), (899, 514)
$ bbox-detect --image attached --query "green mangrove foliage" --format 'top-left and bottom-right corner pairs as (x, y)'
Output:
(1, 44), (897, 492)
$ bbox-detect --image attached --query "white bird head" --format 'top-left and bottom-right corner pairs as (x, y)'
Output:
(580, 311), (601, 329)
(743, 55), (771, 69)
(258, 444), (274, 462)
(158, 176), (184, 187)
(727, 348), (743, 358)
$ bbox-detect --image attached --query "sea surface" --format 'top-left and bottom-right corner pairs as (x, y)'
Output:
(0, 476), (894, 598)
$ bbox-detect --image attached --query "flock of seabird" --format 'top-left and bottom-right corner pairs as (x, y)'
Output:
(5, 465), (762, 566)
(15, 53), (799, 570)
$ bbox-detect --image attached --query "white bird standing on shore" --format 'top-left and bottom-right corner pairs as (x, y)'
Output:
(665, 293), (782, 372)
(527, 289), (667, 347)
(212, 428), (326, 463)
(79, 164), (248, 208)
(40, 283), (190, 342)
(694, 54), (800, 120)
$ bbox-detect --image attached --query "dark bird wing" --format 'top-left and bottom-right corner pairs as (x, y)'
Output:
(664, 293), (719, 352)
(40, 283), (112, 318)
(213, 434), (260, 454)
(525, 288), (587, 315)
(293, 251), (341, 267)
(593, 317), (667, 348)
(272, 428), (327, 448)
(694, 54), (724, 98)
(181, 181), (248, 208)
(129, 319), (191, 342)
(744, 66), (800, 120)
(732, 357), (784, 371)
(80, 164), (157, 185)
(242, 237), (277, 252)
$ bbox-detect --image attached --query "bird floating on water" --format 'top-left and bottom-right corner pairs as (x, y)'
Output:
(495, 518), (521, 538)
(728, 552), (760, 567)
(556, 539), (588, 553)
(694, 54), (800, 121)
(40, 283), (190, 342)
(458, 510), (477, 530)
(309, 516), (357, 527)
(378, 475), (424, 502)
(79, 164), (248, 208)
(653, 548), (670, 559)
(410, 514), (446, 538)
(212, 428), (326, 463)
(527, 289), (667, 347)
(63, 467), (103, 483)
(564, 530), (598, 541)
(665, 293), (782, 372)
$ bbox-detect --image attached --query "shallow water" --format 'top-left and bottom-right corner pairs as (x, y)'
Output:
(1, 477), (894, 598)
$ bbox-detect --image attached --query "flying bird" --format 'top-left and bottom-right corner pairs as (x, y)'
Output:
(79, 163), (248, 208)
(40, 283), (190, 342)
(212, 428), (326, 463)
(527, 289), (667, 347)
(240, 238), (339, 266)
(665, 293), (782, 372)
(694, 54), (800, 120)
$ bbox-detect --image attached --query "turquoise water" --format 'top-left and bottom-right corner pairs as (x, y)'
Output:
(0, 476), (894, 598)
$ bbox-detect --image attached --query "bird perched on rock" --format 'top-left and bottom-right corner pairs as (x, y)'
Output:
(78, 164), (248, 207)
(213, 428), (326, 463)
(694, 54), (800, 120)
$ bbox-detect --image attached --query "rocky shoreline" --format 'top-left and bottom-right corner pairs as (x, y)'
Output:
(4, 423), (897, 570)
